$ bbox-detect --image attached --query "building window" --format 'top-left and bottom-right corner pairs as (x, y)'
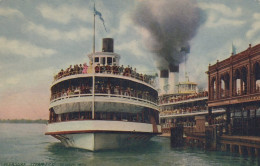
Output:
(95, 57), (99, 63)
(107, 57), (112, 65)
(102, 57), (106, 65)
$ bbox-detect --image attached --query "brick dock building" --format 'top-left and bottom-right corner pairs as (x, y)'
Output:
(207, 44), (260, 136)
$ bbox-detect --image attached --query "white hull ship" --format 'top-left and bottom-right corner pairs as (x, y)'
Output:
(45, 38), (161, 151)
(47, 121), (157, 151)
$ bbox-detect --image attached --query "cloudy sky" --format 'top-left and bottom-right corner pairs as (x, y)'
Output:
(0, 0), (260, 120)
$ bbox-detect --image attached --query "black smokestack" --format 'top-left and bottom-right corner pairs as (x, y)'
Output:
(102, 38), (114, 52)
(132, 0), (201, 70)
(169, 64), (179, 72)
(160, 70), (169, 78)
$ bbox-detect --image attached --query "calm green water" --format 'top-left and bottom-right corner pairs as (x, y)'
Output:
(0, 123), (259, 166)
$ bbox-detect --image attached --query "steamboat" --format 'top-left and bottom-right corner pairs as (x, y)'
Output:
(159, 78), (209, 136)
(158, 68), (224, 136)
(45, 38), (161, 151)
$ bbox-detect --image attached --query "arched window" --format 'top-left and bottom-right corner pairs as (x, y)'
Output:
(211, 77), (216, 100)
(234, 69), (241, 95)
(220, 73), (230, 98)
(254, 62), (260, 92)
(221, 78), (225, 98)
(241, 67), (247, 94)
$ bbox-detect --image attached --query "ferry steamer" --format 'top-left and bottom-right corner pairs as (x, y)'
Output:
(45, 38), (161, 151)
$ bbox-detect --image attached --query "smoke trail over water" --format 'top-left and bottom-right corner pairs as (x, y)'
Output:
(132, 0), (202, 71)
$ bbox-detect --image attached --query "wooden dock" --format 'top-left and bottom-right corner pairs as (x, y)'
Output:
(219, 135), (260, 156)
(171, 126), (260, 157)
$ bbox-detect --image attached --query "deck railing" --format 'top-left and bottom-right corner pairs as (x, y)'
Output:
(53, 66), (156, 86)
(159, 91), (208, 105)
(50, 93), (158, 108)
(160, 109), (208, 116)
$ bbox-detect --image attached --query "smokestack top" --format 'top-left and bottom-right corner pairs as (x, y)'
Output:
(160, 70), (169, 78)
(102, 38), (114, 53)
(168, 64), (179, 72)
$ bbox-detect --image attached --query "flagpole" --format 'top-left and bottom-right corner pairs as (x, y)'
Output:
(93, 6), (95, 54)
(92, 4), (96, 120)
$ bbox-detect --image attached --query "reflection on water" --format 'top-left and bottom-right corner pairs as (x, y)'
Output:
(0, 123), (259, 166)
(46, 139), (163, 165)
(46, 137), (259, 166)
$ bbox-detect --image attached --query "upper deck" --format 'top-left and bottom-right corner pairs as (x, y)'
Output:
(159, 91), (208, 106)
(50, 62), (158, 104)
(52, 67), (156, 90)
(159, 91), (208, 118)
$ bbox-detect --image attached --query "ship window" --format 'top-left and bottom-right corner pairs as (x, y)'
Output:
(95, 57), (99, 63)
(101, 57), (106, 65)
(107, 57), (112, 65)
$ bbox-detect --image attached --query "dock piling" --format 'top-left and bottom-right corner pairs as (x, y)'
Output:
(255, 148), (259, 156)
(170, 125), (184, 147)
(247, 147), (251, 156)
(239, 145), (243, 155)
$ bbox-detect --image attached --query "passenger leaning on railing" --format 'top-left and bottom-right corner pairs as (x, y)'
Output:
(106, 64), (111, 73)
(74, 64), (79, 74)
(101, 65), (106, 73)
(82, 63), (88, 74)
(123, 66), (131, 76)
(119, 65), (124, 75)
(112, 64), (118, 74)
(67, 88), (72, 95)
(69, 65), (74, 75)
(95, 64), (100, 73)
(131, 68), (136, 78)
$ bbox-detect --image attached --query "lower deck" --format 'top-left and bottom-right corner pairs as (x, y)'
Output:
(45, 120), (161, 135)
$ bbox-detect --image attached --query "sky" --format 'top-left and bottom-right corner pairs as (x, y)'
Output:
(0, 0), (260, 120)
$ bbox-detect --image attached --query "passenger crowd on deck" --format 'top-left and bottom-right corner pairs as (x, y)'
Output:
(160, 105), (207, 116)
(49, 110), (160, 125)
(161, 120), (196, 129)
(54, 62), (155, 85)
(50, 83), (157, 103)
(159, 91), (208, 105)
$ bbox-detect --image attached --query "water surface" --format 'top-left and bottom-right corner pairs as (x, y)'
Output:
(0, 123), (259, 165)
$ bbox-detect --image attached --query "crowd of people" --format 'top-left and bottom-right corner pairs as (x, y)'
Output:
(160, 105), (207, 116)
(159, 91), (208, 105)
(54, 63), (88, 80)
(50, 84), (157, 104)
(161, 119), (196, 129)
(53, 62), (156, 86)
(49, 110), (159, 125)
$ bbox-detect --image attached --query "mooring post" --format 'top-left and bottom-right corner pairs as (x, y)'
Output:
(170, 125), (184, 147)
(255, 148), (259, 157)
(239, 145), (243, 155)
(247, 147), (252, 156)
(230, 144), (234, 153)
(221, 144), (227, 152)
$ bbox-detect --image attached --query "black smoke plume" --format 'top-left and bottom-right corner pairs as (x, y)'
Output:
(132, 0), (202, 71)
